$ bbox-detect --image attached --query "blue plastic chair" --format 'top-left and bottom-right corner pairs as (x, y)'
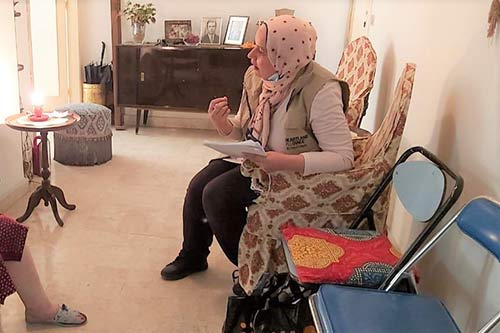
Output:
(309, 197), (500, 333)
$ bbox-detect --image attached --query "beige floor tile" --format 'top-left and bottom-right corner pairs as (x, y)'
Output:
(1, 128), (236, 332)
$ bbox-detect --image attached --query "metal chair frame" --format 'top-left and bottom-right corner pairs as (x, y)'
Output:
(353, 146), (464, 290)
(310, 196), (500, 333)
(282, 146), (464, 292)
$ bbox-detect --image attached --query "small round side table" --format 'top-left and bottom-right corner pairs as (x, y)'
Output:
(5, 112), (80, 226)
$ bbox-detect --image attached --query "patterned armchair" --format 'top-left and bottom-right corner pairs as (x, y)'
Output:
(237, 64), (417, 295)
(336, 36), (377, 128)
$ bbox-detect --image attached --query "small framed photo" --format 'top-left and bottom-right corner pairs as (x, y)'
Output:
(200, 17), (223, 45)
(165, 20), (192, 44)
(224, 16), (249, 45)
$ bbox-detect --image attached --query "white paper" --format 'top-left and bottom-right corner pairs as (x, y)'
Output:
(203, 140), (266, 158)
(222, 157), (245, 164)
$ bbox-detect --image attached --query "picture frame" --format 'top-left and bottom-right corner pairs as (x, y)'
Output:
(165, 20), (192, 44)
(224, 16), (249, 45)
(200, 17), (223, 45)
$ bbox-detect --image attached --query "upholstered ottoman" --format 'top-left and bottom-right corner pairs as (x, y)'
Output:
(54, 103), (112, 166)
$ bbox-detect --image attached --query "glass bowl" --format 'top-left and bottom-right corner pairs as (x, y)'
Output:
(183, 40), (200, 47)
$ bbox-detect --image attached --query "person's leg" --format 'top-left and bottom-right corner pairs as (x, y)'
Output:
(3, 248), (86, 325)
(3, 248), (57, 320)
(161, 159), (240, 280)
(202, 166), (258, 265)
(181, 159), (239, 258)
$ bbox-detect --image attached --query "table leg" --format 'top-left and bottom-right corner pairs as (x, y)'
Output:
(49, 185), (76, 210)
(48, 195), (64, 226)
(16, 186), (43, 222)
(16, 131), (76, 226)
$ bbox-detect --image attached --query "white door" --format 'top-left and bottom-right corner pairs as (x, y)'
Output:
(349, 0), (373, 41)
(29, 0), (70, 111)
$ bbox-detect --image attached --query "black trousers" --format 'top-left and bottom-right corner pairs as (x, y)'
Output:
(181, 159), (258, 265)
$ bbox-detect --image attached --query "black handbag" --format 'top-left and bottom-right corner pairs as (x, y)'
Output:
(222, 273), (316, 333)
(252, 275), (315, 333)
(222, 295), (259, 333)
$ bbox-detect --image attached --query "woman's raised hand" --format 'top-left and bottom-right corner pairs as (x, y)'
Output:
(208, 96), (233, 135)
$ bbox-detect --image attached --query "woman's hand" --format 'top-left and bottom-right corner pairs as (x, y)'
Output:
(244, 151), (305, 173)
(208, 96), (233, 135)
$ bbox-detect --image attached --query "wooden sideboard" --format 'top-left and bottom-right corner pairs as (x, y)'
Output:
(114, 44), (251, 126)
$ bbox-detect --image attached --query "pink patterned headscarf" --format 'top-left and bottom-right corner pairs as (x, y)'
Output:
(248, 15), (317, 148)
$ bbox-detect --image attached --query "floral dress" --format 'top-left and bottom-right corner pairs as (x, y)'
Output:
(0, 214), (28, 304)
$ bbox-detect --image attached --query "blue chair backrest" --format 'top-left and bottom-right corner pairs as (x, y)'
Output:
(393, 161), (445, 222)
(457, 197), (500, 261)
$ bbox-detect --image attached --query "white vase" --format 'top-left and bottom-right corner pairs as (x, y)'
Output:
(132, 22), (146, 44)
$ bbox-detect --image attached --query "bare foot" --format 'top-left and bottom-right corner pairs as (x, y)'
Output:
(25, 303), (59, 323)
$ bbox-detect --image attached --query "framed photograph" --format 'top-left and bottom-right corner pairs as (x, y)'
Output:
(200, 17), (223, 45)
(224, 16), (249, 45)
(165, 20), (192, 43)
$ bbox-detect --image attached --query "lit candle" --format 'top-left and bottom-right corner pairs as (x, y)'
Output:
(32, 91), (44, 117)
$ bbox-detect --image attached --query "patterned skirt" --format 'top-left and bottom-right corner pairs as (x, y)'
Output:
(0, 214), (28, 304)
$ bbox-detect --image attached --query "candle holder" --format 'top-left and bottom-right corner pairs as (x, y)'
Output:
(29, 105), (49, 122)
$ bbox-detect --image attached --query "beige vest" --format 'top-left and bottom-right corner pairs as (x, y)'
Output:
(239, 62), (349, 154)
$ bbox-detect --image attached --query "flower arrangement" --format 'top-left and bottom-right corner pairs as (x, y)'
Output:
(121, 1), (157, 25)
(183, 32), (200, 46)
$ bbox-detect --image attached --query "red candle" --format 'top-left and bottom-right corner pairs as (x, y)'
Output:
(33, 105), (43, 117)
(31, 91), (45, 118)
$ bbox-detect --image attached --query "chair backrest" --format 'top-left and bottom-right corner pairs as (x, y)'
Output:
(350, 146), (464, 291)
(382, 196), (500, 333)
(352, 63), (416, 232)
(356, 63), (416, 167)
(393, 160), (445, 222)
(457, 197), (500, 261)
(457, 197), (500, 333)
(336, 36), (377, 128)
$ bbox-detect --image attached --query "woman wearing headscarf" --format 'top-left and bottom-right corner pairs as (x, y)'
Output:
(161, 16), (353, 287)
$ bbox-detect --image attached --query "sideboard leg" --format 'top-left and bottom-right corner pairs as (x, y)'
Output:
(135, 109), (142, 134)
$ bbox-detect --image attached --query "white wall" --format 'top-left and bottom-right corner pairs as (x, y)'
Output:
(77, 1), (350, 73)
(359, 1), (500, 331)
(30, 0), (59, 97)
(78, 0), (112, 69)
(0, 2), (26, 202)
(16, 0), (34, 113)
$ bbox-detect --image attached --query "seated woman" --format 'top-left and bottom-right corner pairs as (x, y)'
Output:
(161, 15), (353, 282)
(0, 214), (86, 326)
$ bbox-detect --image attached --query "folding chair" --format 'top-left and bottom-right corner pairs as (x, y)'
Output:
(281, 146), (463, 291)
(309, 196), (500, 332)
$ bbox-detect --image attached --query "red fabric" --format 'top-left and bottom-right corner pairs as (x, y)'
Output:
(282, 225), (399, 284)
(0, 214), (28, 304)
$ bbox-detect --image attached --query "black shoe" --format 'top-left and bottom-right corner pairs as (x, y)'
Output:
(161, 255), (208, 281)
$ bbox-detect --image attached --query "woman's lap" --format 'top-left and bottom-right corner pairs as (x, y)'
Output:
(0, 214), (29, 304)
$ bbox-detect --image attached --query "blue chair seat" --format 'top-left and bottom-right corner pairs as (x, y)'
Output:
(312, 284), (460, 333)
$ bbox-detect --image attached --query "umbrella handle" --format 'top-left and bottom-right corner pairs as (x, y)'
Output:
(100, 41), (106, 67)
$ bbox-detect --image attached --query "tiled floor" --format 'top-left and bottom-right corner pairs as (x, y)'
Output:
(1, 128), (235, 332)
